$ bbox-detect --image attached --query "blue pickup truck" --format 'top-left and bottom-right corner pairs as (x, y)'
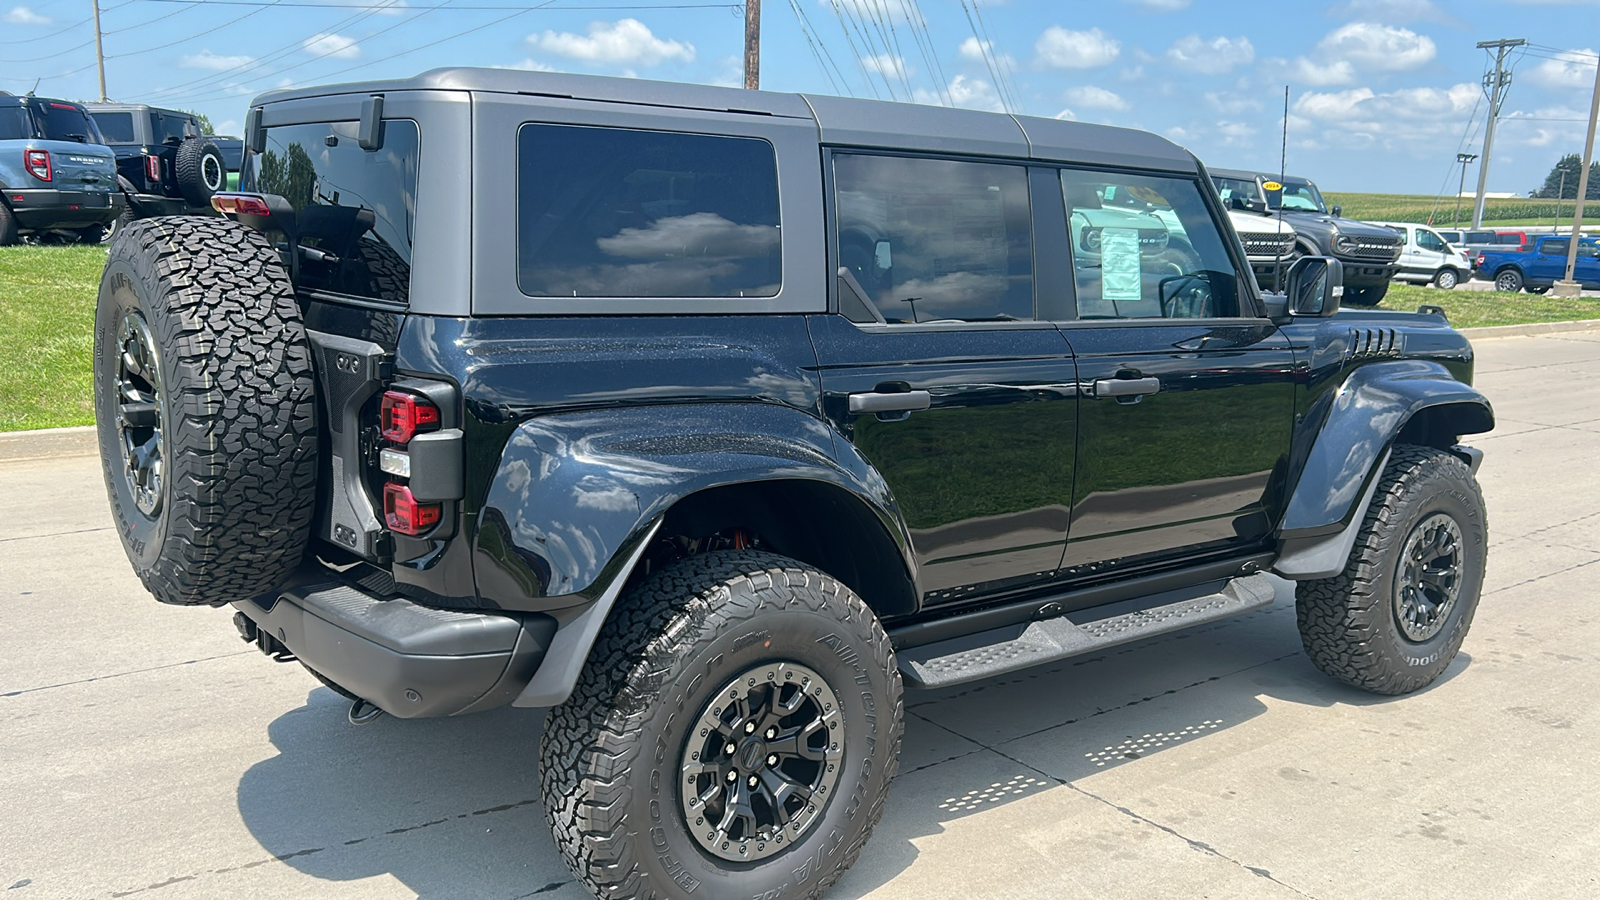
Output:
(1473, 234), (1600, 293)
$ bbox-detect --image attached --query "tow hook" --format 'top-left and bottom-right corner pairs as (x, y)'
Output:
(348, 699), (384, 726)
(233, 611), (295, 662)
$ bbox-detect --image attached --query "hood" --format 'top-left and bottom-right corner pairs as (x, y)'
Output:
(1273, 208), (1396, 240)
(1226, 209), (1293, 236)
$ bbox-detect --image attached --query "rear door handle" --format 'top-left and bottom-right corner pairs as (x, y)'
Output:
(1092, 377), (1160, 398)
(848, 390), (932, 414)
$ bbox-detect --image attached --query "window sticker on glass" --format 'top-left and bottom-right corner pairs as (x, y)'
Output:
(1100, 228), (1143, 302)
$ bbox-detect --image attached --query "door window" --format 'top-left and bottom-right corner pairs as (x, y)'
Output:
(1541, 239), (1570, 257)
(1418, 229), (1447, 253)
(833, 153), (1033, 324)
(1061, 169), (1243, 319)
(91, 112), (137, 144)
(1580, 242), (1599, 259)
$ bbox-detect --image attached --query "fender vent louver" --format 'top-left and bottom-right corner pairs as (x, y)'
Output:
(1349, 327), (1402, 359)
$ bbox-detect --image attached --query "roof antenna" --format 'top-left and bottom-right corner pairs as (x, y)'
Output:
(26, 77), (40, 97)
(1275, 84), (1289, 293)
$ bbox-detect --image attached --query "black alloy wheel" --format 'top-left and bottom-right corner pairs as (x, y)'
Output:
(1394, 513), (1464, 643)
(680, 661), (845, 862)
(112, 309), (165, 517)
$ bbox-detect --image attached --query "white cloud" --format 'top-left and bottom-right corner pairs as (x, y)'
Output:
(532, 18), (694, 67)
(503, 58), (556, 72)
(1165, 34), (1255, 74)
(1055, 108), (1077, 120)
(959, 36), (990, 63)
(1529, 48), (1599, 89)
(1123, 0), (1190, 9)
(1288, 57), (1357, 85)
(1064, 85), (1128, 110)
(1289, 82), (1481, 147)
(818, 0), (914, 21)
(1317, 22), (1436, 71)
(1204, 91), (1262, 115)
(181, 50), (253, 71)
(1035, 26), (1120, 69)
(3, 6), (48, 25)
(215, 120), (239, 135)
(1295, 87), (1376, 120)
(914, 74), (1005, 112)
(862, 54), (911, 82)
(304, 33), (360, 59)
(1328, 0), (1454, 24)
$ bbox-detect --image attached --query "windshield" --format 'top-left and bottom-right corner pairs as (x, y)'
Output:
(1272, 179), (1326, 213)
(29, 100), (103, 144)
(91, 111), (137, 144)
(1213, 176), (1262, 207)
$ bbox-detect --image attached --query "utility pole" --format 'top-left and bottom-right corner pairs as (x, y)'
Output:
(1555, 171), (1565, 230)
(92, 0), (108, 102)
(1552, 51), (1600, 298)
(743, 0), (760, 89)
(1455, 152), (1477, 227)
(1472, 38), (1526, 228)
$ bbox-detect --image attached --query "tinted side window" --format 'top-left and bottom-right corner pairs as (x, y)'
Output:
(1062, 169), (1242, 319)
(243, 119), (419, 305)
(1418, 229), (1446, 252)
(834, 154), (1032, 323)
(517, 124), (781, 299)
(149, 112), (195, 145)
(1542, 239), (1570, 257)
(92, 112), (137, 144)
(0, 107), (30, 140)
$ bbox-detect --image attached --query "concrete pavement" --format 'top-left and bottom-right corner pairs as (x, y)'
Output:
(3, 332), (1599, 899)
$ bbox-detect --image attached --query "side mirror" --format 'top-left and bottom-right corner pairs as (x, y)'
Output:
(1246, 197), (1267, 213)
(1283, 256), (1343, 317)
(1228, 196), (1246, 211)
(1331, 205), (1343, 217)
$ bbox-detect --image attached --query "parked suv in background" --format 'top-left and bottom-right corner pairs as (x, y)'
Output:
(0, 92), (123, 244)
(1211, 168), (1403, 305)
(1371, 221), (1472, 289)
(84, 103), (224, 232)
(95, 69), (1493, 900)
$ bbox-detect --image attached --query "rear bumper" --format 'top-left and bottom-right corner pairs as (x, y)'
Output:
(233, 578), (557, 718)
(124, 192), (206, 218)
(7, 188), (124, 229)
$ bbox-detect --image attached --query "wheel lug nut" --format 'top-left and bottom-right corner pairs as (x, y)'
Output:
(745, 722), (756, 734)
(767, 754), (778, 766)
(725, 743), (736, 756)
(748, 775), (759, 788)
(727, 770), (737, 783)
(765, 727), (777, 740)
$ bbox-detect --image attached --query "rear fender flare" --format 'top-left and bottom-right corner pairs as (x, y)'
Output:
(473, 402), (917, 608)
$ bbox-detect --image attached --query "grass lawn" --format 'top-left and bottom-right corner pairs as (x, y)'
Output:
(1378, 282), (1600, 328)
(0, 245), (106, 431)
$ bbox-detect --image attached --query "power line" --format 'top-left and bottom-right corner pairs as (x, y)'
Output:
(958, 0), (1010, 113)
(108, 0), (291, 60)
(902, 0), (948, 105)
(786, 0), (847, 96)
(969, 0), (1018, 111)
(126, 0), (738, 6)
(104, 1), (204, 35)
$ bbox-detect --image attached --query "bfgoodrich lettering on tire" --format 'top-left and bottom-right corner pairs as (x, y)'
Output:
(1295, 445), (1487, 695)
(541, 550), (903, 900)
(94, 216), (318, 606)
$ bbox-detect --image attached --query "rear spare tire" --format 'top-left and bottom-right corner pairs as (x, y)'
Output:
(94, 217), (318, 606)
(174, 138), (226, 208)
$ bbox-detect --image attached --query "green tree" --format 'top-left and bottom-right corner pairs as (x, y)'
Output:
(254, 142), (315, 210)
(1534, 154), (1600, 200)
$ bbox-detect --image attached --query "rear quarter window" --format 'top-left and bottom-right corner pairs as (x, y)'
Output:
(0, 106), (31, 140)
(516, 124), (782, 299)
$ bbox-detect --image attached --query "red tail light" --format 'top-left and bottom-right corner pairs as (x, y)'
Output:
(1475, 253), (1485, 267)
(24, 150), (50, 182)
(379, 390), (440, 444)
(211, 193), (274, 216)
(145, 154), (160, 182)
(383, 483), (441, 535)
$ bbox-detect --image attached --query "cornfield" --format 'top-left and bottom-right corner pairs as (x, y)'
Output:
(1324, 192), (1600, 228)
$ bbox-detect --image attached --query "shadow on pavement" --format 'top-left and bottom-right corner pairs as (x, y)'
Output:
(236, 595), (1469, 899)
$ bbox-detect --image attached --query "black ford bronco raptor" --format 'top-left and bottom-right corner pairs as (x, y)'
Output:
(94, 69), (1492, 900)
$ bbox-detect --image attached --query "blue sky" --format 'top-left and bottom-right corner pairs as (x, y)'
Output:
(2, 0), (1596, 195)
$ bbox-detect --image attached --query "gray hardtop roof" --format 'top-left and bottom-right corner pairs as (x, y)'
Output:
(253, 67), (1199, 172)
(1210, 166), (1318, 186)
(83, 102), (194, 115)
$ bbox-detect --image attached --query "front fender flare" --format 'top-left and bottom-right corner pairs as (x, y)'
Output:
(1274, 359), (1492, 579)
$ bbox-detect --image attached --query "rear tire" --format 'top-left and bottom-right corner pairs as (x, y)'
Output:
(76, 224), (105, 244)
(1295, 445), (1486, 695)
(1494, 268), (1524, 293)
(541, 550), (903, 900)
(0, 202), (17, 246)
(1433, 268), (1459, 290)
(94, 217), (318, 606)
(1343, 283), (1388, 307)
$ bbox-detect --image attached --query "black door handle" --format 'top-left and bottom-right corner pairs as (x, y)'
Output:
(848, 390), (932, 414)
(1092, 377), (1160, 399)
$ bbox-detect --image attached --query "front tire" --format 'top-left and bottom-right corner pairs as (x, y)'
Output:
(1295, 445), (1487, 695)
(1433, 268), (1459, 290)
(541, 550), (903, 900)
(1343, 283), (1388, 307)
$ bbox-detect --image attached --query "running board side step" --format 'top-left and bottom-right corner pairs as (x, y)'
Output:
(897, 573), (1277, 689)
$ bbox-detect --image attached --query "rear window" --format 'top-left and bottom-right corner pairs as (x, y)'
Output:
(0, 106), (30, 140)
(30, 101), (102, 143)
(516, 124), (782, 299)
(1494, 233), (1523, 245)
(91, 112), (137, 144)
(242, 119), (420, 306)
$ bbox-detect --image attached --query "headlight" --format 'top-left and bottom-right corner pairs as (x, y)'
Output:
(1334, 235), (1356, 253)
(1083, 228), (1103, 252)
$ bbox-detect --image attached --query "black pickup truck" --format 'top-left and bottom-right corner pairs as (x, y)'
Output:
(94, 69), (1492, 900)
